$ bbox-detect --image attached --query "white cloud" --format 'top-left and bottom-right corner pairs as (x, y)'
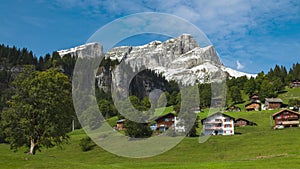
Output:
(51, 0), (300, 73)
(236, 60), (245, 70)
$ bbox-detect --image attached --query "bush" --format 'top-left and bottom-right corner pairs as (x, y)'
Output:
(124, 120), (152, 138)
(79, 137), (95, 152)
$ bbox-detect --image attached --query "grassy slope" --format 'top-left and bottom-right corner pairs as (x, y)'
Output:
(1, 89), (300, 169)
(1, 110), (300, 169)
(279, 87), (300, 103)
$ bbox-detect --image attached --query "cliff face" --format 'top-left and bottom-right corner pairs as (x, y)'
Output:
(58, 34), (255, 96)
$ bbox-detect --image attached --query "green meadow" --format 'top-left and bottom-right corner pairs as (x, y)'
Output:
(1, 88), (300, 169)
(1, 109), (300, 169)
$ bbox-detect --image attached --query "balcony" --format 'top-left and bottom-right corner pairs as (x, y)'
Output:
(204, 120), (222, 124)
(204, 126), (223, 130)
(282, 121), (299, 125)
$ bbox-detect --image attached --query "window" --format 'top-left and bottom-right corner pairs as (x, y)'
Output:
(224, 124), (231, 128)
(165, 118), (169, 122)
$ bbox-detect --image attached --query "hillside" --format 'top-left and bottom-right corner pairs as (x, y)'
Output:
(278, 87), (300, 103)
(1, 109), (300, 169)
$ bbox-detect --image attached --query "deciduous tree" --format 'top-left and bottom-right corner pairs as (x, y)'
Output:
(1, 67), (73, 155)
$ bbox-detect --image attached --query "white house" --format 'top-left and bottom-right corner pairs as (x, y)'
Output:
(201, 112), (235, 136)
(174, 116), (185, 133)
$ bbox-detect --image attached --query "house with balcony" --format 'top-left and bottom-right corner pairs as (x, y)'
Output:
(151, 112), (185, 133)
(201, 112), (235, 136)
(272, 109), (300, 129)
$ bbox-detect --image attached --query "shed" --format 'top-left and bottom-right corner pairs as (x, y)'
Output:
(234, 118), (257, 127)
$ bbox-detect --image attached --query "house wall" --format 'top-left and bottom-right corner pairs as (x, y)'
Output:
(203, 114), (234, 136)
(268, 102), (281, 109)
(274, 110), (299, 127)
(156, 114), (175, 130)
(246, 103), (260, 111)
(116, 123), (124, 130)
(235, 120), (248, 127)
(291, 82), (300, 88)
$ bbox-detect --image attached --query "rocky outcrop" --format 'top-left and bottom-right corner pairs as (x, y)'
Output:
(58, 34), (256, 95)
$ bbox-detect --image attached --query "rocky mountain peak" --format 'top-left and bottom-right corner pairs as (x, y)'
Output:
(58, 34), (256, 87)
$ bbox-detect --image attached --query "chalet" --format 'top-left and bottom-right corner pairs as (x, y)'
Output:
(116, 119), (126, 130)
(245, 102), (261, 111)
(155, 113), (176, 131)
(201, 112), (235, 136)
(234, 118), (257, 127)
(250, 94), (260, 102)
(272, 109), (300, 129)
(290, 80), (300, 88)
(151, 113), (185, 132)
(265, 98), (283, 110)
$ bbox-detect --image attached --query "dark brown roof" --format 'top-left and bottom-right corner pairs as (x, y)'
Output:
(234, 118), (257, 126)
(154, 112), (176, 122)
(272, 109), (300, 117)
(235, 118), (250, 123)
(250, 95), (259, 99)
(201, 112), (235, 124)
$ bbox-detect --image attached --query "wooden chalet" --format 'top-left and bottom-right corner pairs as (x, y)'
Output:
(116, 119), (126, 130)
(265, 98), (283, 110)
(245, 102), (261, 111)
(155, 113), (175, 131)
(234, 118), (257, 127)
(290, 80), (300, 88)
(250, 94), (260, 102)
(272, 109), (300, 129)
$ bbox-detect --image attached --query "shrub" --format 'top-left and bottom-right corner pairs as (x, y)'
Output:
(79, 137), (95, 152)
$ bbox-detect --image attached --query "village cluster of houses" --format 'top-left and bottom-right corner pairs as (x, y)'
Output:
(244, 95), (286, 111)
(115, 94), (300, 136)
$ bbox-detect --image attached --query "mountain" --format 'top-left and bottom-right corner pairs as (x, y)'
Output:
(58, 34), (256, 89)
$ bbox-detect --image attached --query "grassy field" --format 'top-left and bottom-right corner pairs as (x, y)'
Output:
(279, 87), (300, 103)
(1, 109), (300, 169)
(1, 88), (299, 169)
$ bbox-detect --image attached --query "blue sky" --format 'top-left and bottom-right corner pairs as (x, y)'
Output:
(0, 0), (300, 73)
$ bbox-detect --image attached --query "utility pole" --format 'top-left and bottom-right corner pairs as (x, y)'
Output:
(72, 119), (75, 132)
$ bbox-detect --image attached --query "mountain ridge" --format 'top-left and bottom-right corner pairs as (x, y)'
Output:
(58, 34), (256, 86)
